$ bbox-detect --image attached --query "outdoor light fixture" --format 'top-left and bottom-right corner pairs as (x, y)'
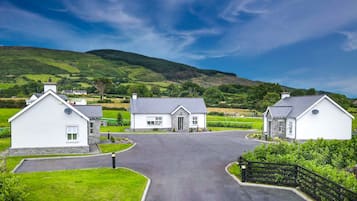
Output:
(112, 152), (116, 169)
(241, 165), (246, 169)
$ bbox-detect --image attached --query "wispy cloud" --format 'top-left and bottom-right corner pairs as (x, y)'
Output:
(219, 0), (357, 55)
(220, 0), (269, 22)
(340, 31), (357, 51)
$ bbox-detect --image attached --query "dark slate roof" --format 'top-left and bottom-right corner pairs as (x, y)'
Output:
(268, 106), (292, 118)
(74, 105), (103, 119)
(271, 95), (324, 118)
(130, 98), (207, 114)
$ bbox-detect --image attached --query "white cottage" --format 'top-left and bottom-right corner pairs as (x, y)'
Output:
(130, 94), (207, 132)
(8, 88), (102, 156)
(263, 93), (354, 140)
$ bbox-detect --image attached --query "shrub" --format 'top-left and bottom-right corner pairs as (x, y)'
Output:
(207, 121), (252, 129)
(110, 136), (115, 143)
(0, 173), (28, 201)
(0, 128), (10, 138)
(97, 99), (113, 103)
(208, 112), (224, 116)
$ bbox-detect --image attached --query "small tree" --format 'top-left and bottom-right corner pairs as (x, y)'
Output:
(94, 78), (112, 100)
(117, 112), (123, 126)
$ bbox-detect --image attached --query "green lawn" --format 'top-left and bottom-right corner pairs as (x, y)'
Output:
(227, 162), (241, 179)
(101, 126), (129, 132)
(103, 110), (130, 119)
(98, 143), (133, 153)
(0, 108), (21, 127)
(18, 168), (147, 201)
(208, 127), (245, 131)
(207, 115), (263, 130)
(0, 137), (10, 152)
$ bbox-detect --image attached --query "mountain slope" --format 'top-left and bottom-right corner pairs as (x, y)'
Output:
(0, 46), (257, 88)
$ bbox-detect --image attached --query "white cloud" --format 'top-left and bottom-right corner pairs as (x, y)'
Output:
(220, 0), (269, 22)
(340, 31), (357, 51)
(219, 0), (357, 55)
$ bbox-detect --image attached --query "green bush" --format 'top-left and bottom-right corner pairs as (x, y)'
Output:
(207, 121), (252, 129)
(0, 173), (28, 201)
(97, 99), (113, 103)
(0, 128), (10, 138)
(207, 112), (224, 116)
(110, 136), (115, 143)
(242, 136), (357, 192)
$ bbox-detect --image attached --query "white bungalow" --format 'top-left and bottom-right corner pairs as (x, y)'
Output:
(263, 93), (354, 140)
(130, 94), (207, 132)
(8, 84), (102, 156)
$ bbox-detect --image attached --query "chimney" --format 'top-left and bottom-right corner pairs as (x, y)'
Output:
(281, 92), (290, 99)
(132, 93), (137, 100)
(44, 83), (57, 93)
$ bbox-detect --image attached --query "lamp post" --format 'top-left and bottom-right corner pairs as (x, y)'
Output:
(241, 164), (247, 182)
(112, 152), (116, 169)
(107, 132), (110, 140)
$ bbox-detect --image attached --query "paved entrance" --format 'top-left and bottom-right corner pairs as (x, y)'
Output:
(15, 131), (304, 201)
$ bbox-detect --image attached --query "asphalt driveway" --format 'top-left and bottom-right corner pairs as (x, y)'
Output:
(15, 131), (304, 201)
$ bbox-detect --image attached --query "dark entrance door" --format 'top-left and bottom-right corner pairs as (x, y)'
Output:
(178, 117), (184, 131)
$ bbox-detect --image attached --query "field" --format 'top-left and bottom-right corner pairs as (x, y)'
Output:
(0, 108), (20, 127)
(18, 168), (147, 201)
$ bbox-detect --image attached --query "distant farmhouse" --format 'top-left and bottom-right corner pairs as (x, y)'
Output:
(8, 83), (102, 156)
(130, 93), (207, 132)
(263, 93), (354, 140)
(62, 89), (87, 95)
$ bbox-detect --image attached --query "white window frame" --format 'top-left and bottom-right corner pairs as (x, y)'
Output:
(278, 120), (285, 133)
(66, 126), (79, 142)
(192, 116), (198, 125)
(288, 121), (293, 134)
(147, 116), (162, 126)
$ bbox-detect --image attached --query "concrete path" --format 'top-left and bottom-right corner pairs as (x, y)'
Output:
(15, 131), (304, 201)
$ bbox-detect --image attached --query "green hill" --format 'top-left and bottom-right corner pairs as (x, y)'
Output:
(0, 46), (257, 91)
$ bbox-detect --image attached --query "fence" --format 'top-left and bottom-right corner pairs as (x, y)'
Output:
(237, 156), (357, 201)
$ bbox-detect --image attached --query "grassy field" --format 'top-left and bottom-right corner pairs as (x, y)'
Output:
(207, 115), (263, 130)
(0, 137), (10, 152)
(98, 143), (133, 153)
(0, 108), (21, 127)
(18, 168), (147, 201)
(103, 110), (130, 119)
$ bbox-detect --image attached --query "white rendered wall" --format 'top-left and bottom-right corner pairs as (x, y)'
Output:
(11, 95), (88, 148)
(296, 98), (352, 140)
(189, 114), (206, 128)
(130, 113), (206, 129)
(263, 115), (268, 133)
(285, 118), (296, 139)
(131, 114), (172, 129)
(44, 84), (57, 93)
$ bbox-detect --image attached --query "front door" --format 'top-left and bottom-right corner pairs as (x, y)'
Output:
(178, 117), (184, 131)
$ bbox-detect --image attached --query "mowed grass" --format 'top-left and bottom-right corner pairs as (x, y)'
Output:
(98, 143), (133, 153)
(103, 110), (130, 119)
(0, 108), (21, 127)
(100, 126), (128, 132)
(18, 168), (148, 201)
(24, 74), (62, 82)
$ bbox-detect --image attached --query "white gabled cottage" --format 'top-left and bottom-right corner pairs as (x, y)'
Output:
(263, 93), (354, 140)
(130, 94), (207, 132)
(8, 85), (102, 156)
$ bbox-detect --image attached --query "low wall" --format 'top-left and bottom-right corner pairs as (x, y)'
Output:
(9, 146), (90, 156)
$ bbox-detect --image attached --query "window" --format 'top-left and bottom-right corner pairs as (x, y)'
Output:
(155, 117), (162, 125)
(288, 122), (293, 134)
(66, 126), (78, 141)
(147, 117), (162, 126)
(278, 120), (285, 133)
(90, 122), (94, 134)
(192, 116), (198, 125)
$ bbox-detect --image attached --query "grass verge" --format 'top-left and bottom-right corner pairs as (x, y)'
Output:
(98, 143), (133, 153)
(100, 126), (128, 132)
(227, 162), (241, 179)
(18, 168), (147, 201)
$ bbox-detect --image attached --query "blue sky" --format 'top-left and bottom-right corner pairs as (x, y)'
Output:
(1, 0), (357, 97)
